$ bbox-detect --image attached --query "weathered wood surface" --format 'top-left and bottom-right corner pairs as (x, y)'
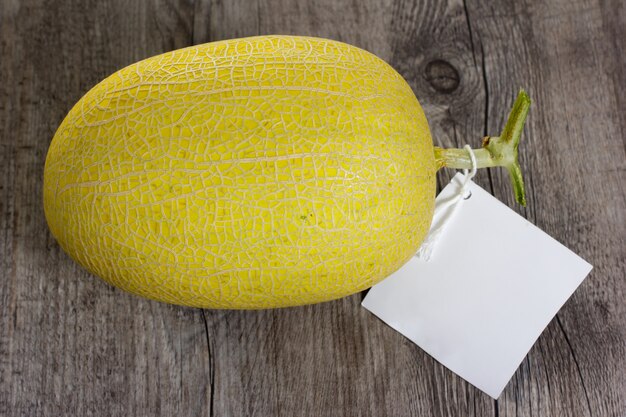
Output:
(0, 0), (624, 415)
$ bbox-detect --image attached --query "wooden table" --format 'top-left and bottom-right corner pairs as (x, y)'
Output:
(1, 0), (624, 415)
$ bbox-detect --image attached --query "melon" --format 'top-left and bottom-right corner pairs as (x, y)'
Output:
(43, 36), (529, 308)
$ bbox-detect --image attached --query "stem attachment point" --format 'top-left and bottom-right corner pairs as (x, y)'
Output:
(434, 89), (531, 206)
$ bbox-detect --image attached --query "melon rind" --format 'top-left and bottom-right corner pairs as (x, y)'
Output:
(43, 35), (435, 308)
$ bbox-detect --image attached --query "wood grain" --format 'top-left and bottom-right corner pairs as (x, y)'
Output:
(1, 0), (624, 416)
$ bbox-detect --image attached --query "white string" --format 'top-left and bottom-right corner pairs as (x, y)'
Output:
(415, 145), (477, 261)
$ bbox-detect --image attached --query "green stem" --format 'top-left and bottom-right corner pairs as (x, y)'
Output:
(433, 89), (531, 206)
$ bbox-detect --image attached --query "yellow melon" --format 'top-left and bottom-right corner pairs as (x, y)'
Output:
(43, 35), (529, 308)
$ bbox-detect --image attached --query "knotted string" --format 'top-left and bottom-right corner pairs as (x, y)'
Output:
(415, 145), (477, 261)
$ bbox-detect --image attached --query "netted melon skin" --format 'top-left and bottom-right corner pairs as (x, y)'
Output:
(43, 36), (435, 308)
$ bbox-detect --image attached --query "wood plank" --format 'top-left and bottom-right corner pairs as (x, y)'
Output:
(464, 0), (626, 415)
(0, 0), (211, 415)
(194, 0), (497, 416)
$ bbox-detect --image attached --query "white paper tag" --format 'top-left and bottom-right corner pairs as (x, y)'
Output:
(362, 173), (592, 399)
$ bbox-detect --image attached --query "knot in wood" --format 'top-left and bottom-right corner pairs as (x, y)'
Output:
(424, 59), (460, 94)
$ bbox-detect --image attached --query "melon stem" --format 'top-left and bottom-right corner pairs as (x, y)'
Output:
(433, 89), (531, 206)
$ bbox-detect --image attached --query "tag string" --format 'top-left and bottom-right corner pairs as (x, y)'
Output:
(415, 145), (477, 261)
(460, 144), (478, 195)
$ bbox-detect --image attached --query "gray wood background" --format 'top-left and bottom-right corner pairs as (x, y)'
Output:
(1, 0), (624, 415)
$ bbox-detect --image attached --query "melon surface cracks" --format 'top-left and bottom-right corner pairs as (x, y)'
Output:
(43, 36), (436, 308)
